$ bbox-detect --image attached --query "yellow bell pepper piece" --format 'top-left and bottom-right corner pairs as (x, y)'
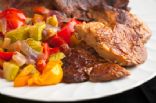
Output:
(3, 62), (20, 81)
(46, 15), (58, 27)
(26, 38), (43, 52)
(14, 61), (63, 87)
(49, 52), (65, 62)
(28, 61), (63, 86)
(14, 64), (39, 87)
(29, 22), (46, 41)
(32, 14), (44, 23)
(18, 65), (38, 77)
(6, 26), (29, 42)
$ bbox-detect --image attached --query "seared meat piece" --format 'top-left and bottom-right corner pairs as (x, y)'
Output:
(62, 48), (97, 83)
(0, 0), (129, 11)
(78, 42), (108, 63)
(0, 0), (130, 22)
(52, 0), (129, 19)
(105, 0), (129, 9)
(86, 7), (151, 43)
(75, 5), (151, 67)
(62, 67), (88, 83)
(75, 20), (148, 66)
(62, 48), (129, 83)
(89, 63), (129, 82)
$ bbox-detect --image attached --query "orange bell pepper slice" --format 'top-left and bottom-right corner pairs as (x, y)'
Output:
(14, 61), (63, 87)
(14, 65), (39, 87)
(28, 61), (63, 86)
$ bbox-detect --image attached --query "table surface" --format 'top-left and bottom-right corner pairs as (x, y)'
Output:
(0, 0), (156, 102)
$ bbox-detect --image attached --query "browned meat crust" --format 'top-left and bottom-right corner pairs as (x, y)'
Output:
(86, 7), (151, 43)
(75, 20), (148, 66)
(89, 63), (130, 82)
(62, 48), (129, 83)
(62, 67), (89, 83)
(62, 48), (97, 83)
(0, 0), (129, 11)
(74, 4), (151, 67)
(105, 0), (129, 9)
(51, 0), (129, 20)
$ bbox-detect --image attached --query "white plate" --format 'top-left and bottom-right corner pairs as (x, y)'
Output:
(0, 0), (156, 102)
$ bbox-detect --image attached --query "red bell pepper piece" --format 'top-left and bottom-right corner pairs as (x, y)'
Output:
(42, 43), (59, 59)
(0, 52), (15, 61)
(47, 18), (80, 48)
(43, 43), (59, 59)
(7, 18), (24, 30)
(48, 35), (66, 48)
(33, 7), (50, 15)
(36, 43), (48, 73)
(36, 58), (46, 73)
(42, 43), (49, 60)
(36, 43), (59, 73)
(49, 47), (59, 55)
(0, 8), (26, 31)
(57, 18), (80, 44)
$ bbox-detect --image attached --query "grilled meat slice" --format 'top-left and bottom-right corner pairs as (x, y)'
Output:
(105, 0), (129, 9)
(62, 48), (97, 83)
(77, 42), (108, 63)
(62, 48), (129, 83)
(51, 0), (129, 19)
(86, 7), (151, 43)
(89, 63), (129, 82)
(0, 0), (129, 12)
(75, 6), (152, 66)
(0, 0), (130, 23)
(75, 20), (148, 66)
(62, 66), (89, 83)
(76, 17), (149, 66)
(75, 5), (151, 67)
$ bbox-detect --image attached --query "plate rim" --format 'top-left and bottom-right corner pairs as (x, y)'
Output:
(0, 71), (156, 102)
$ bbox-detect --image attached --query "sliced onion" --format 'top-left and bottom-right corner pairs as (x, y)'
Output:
(42, 24), (60, 40)
(12, 52), (26, 66)
(25, 56), (36, 65)
(20, 40), (41, 60)
(7, 40), (22, 52)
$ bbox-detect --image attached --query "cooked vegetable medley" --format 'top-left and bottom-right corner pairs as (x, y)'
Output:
(0, 8), (80, 87)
